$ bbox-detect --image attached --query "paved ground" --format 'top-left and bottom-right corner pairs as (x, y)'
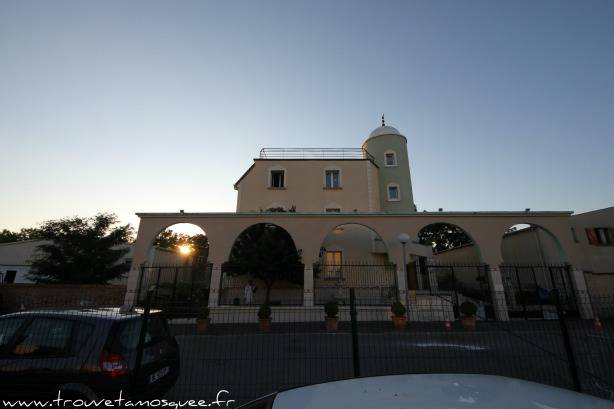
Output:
(164, 320), (614, 406)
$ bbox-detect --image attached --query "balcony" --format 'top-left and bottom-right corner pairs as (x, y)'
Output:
(259, 148), (375, 162)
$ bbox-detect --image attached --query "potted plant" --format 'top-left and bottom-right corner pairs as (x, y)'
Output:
(460, 301), (477, 330)
(390, 301), (407, 331)
(324, 300), (339, 332)
(196, 306), (210, 334)
(258, 304), (272, 332)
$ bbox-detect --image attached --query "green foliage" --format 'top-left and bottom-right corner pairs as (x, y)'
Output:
(0, 228), (42, 243)
(153, 231), (209, 263)
(197, 306), (210, 320)
(258, 304), (272, 319)
(222, 223), (303, 303)
(391, 301), (406, 317)
(460, 301), (477, 316)
(418, 223), (472, 253)
(324, 300), (339, 318)
(27, 213), (134, 284)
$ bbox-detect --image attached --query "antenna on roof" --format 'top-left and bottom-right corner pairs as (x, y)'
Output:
(381, 114), (385, 126)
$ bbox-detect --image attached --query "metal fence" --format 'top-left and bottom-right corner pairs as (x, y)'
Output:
(501, 264), (578, 319)
(313, 263), (398, 306)
(2, 286), (614, 406)
(136, 264), (212, 317)
(417, 262), (495, 319)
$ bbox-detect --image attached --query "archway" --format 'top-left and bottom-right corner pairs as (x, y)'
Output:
(500, 223), (572, 318)
(417, 223), (491, 318)
(138, 223), (211, 317)
(221, 223), (303, 306)
(314, 223), (396, 305)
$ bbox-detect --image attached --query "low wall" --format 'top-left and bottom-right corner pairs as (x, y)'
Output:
(0, 284), (126, 313)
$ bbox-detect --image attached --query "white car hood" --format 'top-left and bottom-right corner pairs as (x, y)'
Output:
(272, 374), (614, 409)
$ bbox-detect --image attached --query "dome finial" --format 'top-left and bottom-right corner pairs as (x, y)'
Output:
(381, 114), (385, 126)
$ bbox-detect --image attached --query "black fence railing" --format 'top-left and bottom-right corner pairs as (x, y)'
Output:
(2, 288), (614, 406)
(501, 264), (578, 319)
(136, 264), (212, 317)
(417, 263), (494, 319)
(259, 147), (375, 162)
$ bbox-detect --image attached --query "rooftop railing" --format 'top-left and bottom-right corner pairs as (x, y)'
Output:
(259, 148), (375, 162)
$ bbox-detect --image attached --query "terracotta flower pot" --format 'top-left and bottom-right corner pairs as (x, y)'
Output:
(392, 315), (407, 331)
(196, 319), (209, 334)
(259, 318), (272, 332)
(461, 315), (476, 331)
(326, 317), (338, 332)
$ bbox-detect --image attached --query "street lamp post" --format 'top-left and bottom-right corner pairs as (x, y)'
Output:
(398, 233), (410, 303)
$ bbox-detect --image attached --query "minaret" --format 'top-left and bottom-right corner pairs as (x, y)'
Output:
(362, 118), (416, 213)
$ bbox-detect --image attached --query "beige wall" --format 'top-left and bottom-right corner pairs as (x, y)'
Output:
(431, 226), (568, 266)
(501, 227), (566, 264)
(0, 240), (48, 265)
(124, 211), (578, 309)
(235, 159), (380, 213)
(433, 243), (481, 264)
(569, 207), (614, 274)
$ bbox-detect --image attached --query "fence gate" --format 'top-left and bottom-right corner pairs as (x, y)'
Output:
(500, 264), (578, 319)
(418, 262), (494, 319)
(136, 263), (212, 317)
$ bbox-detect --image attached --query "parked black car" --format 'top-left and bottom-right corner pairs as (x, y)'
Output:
(0, 308), (180, 401)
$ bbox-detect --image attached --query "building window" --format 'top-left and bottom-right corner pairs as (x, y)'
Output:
(325, 208), (341, 213)
(324, 251), (342, 278)
(387, 183), (400, 201)
(384, 151), (397, 167)
(270, 170), (285, 188)
(4, 270), (17, 284)
(586, 228), (613, 245)
(571, 228), (579, 243)
(324, 169), (341, 188)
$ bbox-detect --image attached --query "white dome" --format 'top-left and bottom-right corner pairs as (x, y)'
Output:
(365, 125), (404, 142)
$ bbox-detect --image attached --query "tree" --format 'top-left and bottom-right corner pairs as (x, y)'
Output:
(27, 213), (134, 284)
(0, 228), (41, 243)
(418, 223), (472, 253)
(222, 223), (303, 303)
(153, 230), (209, 264)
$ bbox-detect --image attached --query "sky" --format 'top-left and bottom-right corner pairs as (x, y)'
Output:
(1, 0), (613, 233)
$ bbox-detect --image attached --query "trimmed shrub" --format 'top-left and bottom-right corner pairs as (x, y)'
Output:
(391, 301), (406, 317)
(324, 301), (339, 318)
(258, 304), (272, 319)
(197, 306), (210, 320)
(460, 301), (477, 316)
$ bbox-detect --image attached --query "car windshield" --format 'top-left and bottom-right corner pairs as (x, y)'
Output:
(111, 316), (170, 354)
(0, 317), (27, 353)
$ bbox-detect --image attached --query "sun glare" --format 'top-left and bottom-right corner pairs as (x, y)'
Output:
(178, 245), (192, 255)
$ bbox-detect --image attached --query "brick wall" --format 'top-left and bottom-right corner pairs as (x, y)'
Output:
(0, 284), (126, 313)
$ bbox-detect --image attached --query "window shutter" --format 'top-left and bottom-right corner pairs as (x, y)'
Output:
(586, 228), (599, 245)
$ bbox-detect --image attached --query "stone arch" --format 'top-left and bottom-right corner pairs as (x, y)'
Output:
(501, 222), (568, 265)
(221, 222), (303, 305)
(416, 222), (484, 264)
(225, 222), (299, 262)
(146, 222), (209, 266)
(500, 222), (573, 318)
(314, 222), (396, 305)
(317, 222), (392, 263)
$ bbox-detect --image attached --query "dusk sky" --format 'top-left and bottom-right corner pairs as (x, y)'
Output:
(1, 0), (613, 232)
